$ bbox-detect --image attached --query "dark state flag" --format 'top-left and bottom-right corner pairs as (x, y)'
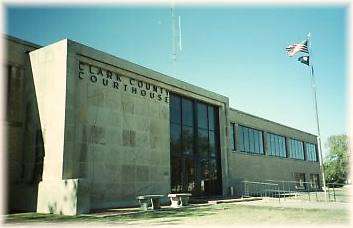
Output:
(298, 55), (310, 66)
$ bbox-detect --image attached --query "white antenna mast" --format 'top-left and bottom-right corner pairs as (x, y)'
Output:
(171, 0), (182, 76)
(178, 16), (182, 51)
(171, 2), (177, 64)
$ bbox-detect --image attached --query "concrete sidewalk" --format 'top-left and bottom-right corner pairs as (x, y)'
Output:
(237, 197), (350, 210)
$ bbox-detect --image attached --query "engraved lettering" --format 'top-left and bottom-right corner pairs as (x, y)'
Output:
(79, 72), (84, 79)
(89, 64), (95, 74)
(79, 61), (85, 71)
(97, 67), (103, 76)
(152, 85), (158, 92)
(131, 87), (137, 94)
(106, 70), (113, 79)
(90, 75), (97, 83)
(130, 78), (136, 86)
(145, 83), (151, 90)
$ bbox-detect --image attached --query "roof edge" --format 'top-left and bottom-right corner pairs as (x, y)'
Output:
(230, 107), (318, 137)
(4, 34), (42, 49)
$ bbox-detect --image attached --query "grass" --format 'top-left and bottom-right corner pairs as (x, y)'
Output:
(5, 202), (350, 225)
(287, 186), (351, 203)
(327, 186), (351, 203)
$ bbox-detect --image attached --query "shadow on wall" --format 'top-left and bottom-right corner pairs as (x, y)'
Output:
(7, 49), (45, 213)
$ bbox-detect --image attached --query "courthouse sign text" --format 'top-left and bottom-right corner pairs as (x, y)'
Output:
(78, 61), (169, 103)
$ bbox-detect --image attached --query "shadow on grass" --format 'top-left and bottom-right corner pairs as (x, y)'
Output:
(5, 205), (222, 224)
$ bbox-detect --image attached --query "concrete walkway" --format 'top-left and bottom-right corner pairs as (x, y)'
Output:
(237, 197), (350, 210)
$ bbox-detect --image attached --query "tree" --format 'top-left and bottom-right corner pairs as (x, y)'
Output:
(324, 135), (349, 185)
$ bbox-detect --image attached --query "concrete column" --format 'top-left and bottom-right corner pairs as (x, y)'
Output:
(285, 137), (291, 158)
(233, 123), (239, 152)
(30, 39), (90, 215)
(219, 102), (230, 196)
(263, 132), (269, 155)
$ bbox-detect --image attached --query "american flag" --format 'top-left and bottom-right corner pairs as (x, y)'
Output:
(285, 40), (309, 57)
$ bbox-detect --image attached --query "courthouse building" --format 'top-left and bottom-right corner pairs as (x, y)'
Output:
(5, 35), (321, 215)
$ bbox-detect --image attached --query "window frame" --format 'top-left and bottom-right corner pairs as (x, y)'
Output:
(289, 138), (305, 160)
(237, 125), (264, 155)
(305, 142), (318, 162)
(267, 132), (287, 158)
(230, 122), (236, 151)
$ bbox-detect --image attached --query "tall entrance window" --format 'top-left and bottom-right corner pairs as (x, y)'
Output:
(170, 93), (222, 197)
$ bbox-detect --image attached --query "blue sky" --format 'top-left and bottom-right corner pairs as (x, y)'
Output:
(6, 5), (347, 156)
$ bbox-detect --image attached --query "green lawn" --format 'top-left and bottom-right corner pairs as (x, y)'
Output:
(287, 186), (351, 203)
(5, 202), (350, 225)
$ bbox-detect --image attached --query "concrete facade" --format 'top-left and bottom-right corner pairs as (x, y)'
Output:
(6, 36), (42, 212)
(227, 109), (321, 195)
(5, 35), (321, 215)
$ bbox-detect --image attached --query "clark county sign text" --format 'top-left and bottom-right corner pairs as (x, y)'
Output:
(78, 61), (170, 103)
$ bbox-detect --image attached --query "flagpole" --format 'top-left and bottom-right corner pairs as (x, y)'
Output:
(307, 33), (328, 202)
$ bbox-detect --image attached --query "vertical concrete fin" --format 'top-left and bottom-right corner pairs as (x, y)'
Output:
(29, 39), (68, 180)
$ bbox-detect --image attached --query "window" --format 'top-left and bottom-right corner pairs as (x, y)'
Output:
(289, 139), (305, 160)
(267, 133), (286, 157)
(309, 174), (320, 189)
(170, 123), (181, 154)
(230, 123), (236, 151)
(306, 143), (318, 162)
(208, 106), (215, 131)
(294, 172), (306, 190)
(170, 95), (181, 124)
(209, 131), (216, 157)
(196, 102), (208, 129)
(182, 126), (194, 155)
(182, 98), (194, 127)
(238, 125), (264, 155)
(196, 102), (219, 159)
(197, 129), (209, 158)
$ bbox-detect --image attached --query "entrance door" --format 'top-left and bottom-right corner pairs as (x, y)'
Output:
(170, 94), (222, 197)
(171, 156), (196, 193)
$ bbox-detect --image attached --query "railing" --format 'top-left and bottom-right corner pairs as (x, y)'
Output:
(326, 182), (350, 202)
(239, 180), (281, 202)
(233, 179), (351, 203)
(264, 179), (321, 202)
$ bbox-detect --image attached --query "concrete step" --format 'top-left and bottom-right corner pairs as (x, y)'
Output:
(207, 197), (263, 205)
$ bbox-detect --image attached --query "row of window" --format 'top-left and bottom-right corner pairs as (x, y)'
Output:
(230, 123), (318, 162)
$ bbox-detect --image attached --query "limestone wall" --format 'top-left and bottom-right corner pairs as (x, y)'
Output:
(65, 46), (171, 209)
(64, 40), (229, 211)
